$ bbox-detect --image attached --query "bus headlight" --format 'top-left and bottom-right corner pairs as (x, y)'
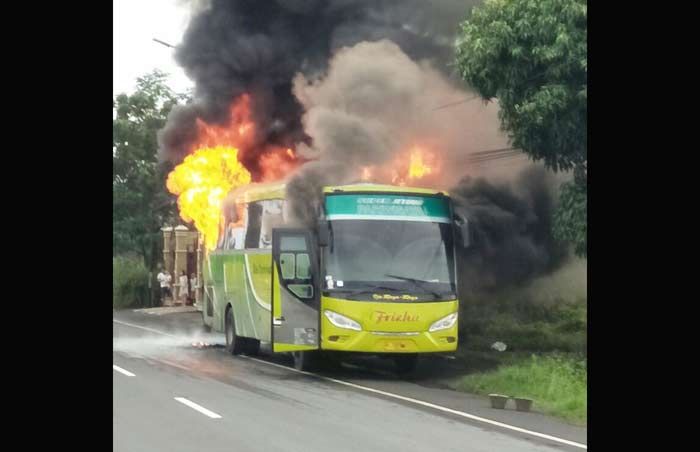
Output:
(324, 310), (362, 331)
(429, 313), (458, 332)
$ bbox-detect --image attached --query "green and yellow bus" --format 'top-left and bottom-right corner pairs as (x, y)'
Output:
(201, 181), (470, 372)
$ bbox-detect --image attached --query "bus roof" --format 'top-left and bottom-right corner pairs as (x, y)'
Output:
(323, 183), (449, 197)
(226, 181), (286, 204)
(225, 181), (449, 205)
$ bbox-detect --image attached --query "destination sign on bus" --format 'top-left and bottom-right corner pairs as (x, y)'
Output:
(325, 194), (450, 223)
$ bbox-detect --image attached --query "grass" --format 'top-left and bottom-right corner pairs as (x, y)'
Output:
(450, 289), (587, 425)
(113, 255), (151, 309)
(452, 354), (587, 425)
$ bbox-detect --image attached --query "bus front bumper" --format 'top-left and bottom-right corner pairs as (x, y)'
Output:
(320, 326), (458, 353)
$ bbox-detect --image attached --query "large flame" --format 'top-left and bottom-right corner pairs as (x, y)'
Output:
(165, 94), (441, 247)
(165, 95), (304, 248)
(190, 95), (301, 182)
(166, 146), (251, 250)
(193, 95), (256, 152)
(359, 146), (440, 186)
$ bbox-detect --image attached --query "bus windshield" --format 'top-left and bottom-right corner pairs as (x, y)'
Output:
(323, 220), (456, 301)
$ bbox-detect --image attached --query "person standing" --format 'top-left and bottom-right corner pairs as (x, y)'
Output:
(157, 269), (170, 304)
(179, 270), (189, 304)
(189, 273), (198, 305)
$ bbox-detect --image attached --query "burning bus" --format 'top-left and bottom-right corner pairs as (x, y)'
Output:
(162, 87), (470, 372)
(200, 180), (470, 372)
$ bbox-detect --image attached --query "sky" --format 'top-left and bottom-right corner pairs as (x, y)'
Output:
(113, 0), (195, 96)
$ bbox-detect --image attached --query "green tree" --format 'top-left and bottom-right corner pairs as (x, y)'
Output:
(552, 180), (586, 257)
(113, 70), (187, 273)
(455, 0), (587, 257)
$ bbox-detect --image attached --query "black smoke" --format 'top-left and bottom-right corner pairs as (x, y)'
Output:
(451, 166), (568, 297)
(160, 0), (579, 297)
(158, 0), (477, 165)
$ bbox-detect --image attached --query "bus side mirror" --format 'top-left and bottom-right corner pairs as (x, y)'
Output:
(460, 222), (471, 248)
(317, 220), (330, 247)
(455, 216), (471, 248)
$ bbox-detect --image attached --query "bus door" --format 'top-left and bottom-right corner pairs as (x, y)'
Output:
(271, 229), (320, 352)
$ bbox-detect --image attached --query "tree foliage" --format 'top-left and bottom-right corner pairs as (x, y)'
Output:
(552, 180), (586, 257)
(456, 0), (587, 256)
(113, 70), (188, 269)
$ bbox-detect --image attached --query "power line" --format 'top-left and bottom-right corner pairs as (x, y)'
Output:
(465, 147), (525, 165)
(468, 154), (521, 164)
(469, 146), (519, 157)
(471, 156), (529, 169)
(153, 38), (177, 49)
(471, 152), (528, 164)
(432, 95), (480, 111)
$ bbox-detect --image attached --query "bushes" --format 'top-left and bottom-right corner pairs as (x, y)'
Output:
(460, 296), (587, 353)
(113, 256), (150, 309)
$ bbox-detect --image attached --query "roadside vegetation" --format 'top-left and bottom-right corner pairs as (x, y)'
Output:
(451, 295), (587, 425)
(114, 71), (188, 307)
(451, 0), (587, 425)
(113, 255), (151, 309)
(454, 353), (586, 424)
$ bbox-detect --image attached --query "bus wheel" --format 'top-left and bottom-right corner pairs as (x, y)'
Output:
(244, 338), (260, 356)
(224, 307), (244, 355)
(293, 351), (317, 371)
(394, 354), (418, 375)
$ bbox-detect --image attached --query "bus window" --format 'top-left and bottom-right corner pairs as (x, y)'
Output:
(280, 253), (296, 279)
(296, 253), (310, 279)
(245, 202), (263, 249)
(278, 234), (313, 299)
(259, 200), (285, 249)
(225, 203), (247, 250)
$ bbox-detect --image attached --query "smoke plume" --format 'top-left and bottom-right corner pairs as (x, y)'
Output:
(451, 166), (569, 296)
(161, 0), (585, 298)
(158, 0), (479, 166)
(285, 39), (507, 223)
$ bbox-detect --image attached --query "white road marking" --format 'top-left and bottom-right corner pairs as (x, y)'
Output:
(112, 319), (586, 449)
(113, 364), (136, 377)
(174, 397), (222, 419)
(242, 357), (587, 450)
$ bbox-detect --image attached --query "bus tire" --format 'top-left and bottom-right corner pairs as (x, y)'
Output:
(224, 306), (244, 355)
(293, 351), (318, 371)
(244, 338), (260, 356)
(394, 354), (418, 375)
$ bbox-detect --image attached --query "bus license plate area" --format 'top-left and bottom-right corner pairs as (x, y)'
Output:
(377, 339), (417, 352)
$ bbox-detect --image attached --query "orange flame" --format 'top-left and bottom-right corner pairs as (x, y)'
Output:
(193, 95), (256, 152)
(258, 150), (299, 182)
(408, 148), (432, 179)
(165, 95), (304, 247)
(187, 95), (301, 182)
(166, 146), (251, 250)
(361, 146), (439, 185)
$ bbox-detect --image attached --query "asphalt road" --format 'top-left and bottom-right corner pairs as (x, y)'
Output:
(113, 308), (587, 452)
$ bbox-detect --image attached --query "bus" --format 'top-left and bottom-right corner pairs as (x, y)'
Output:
(201, 181), (470, 372)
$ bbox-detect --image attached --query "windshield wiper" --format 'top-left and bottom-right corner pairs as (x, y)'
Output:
(384, 274), (443, 299)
